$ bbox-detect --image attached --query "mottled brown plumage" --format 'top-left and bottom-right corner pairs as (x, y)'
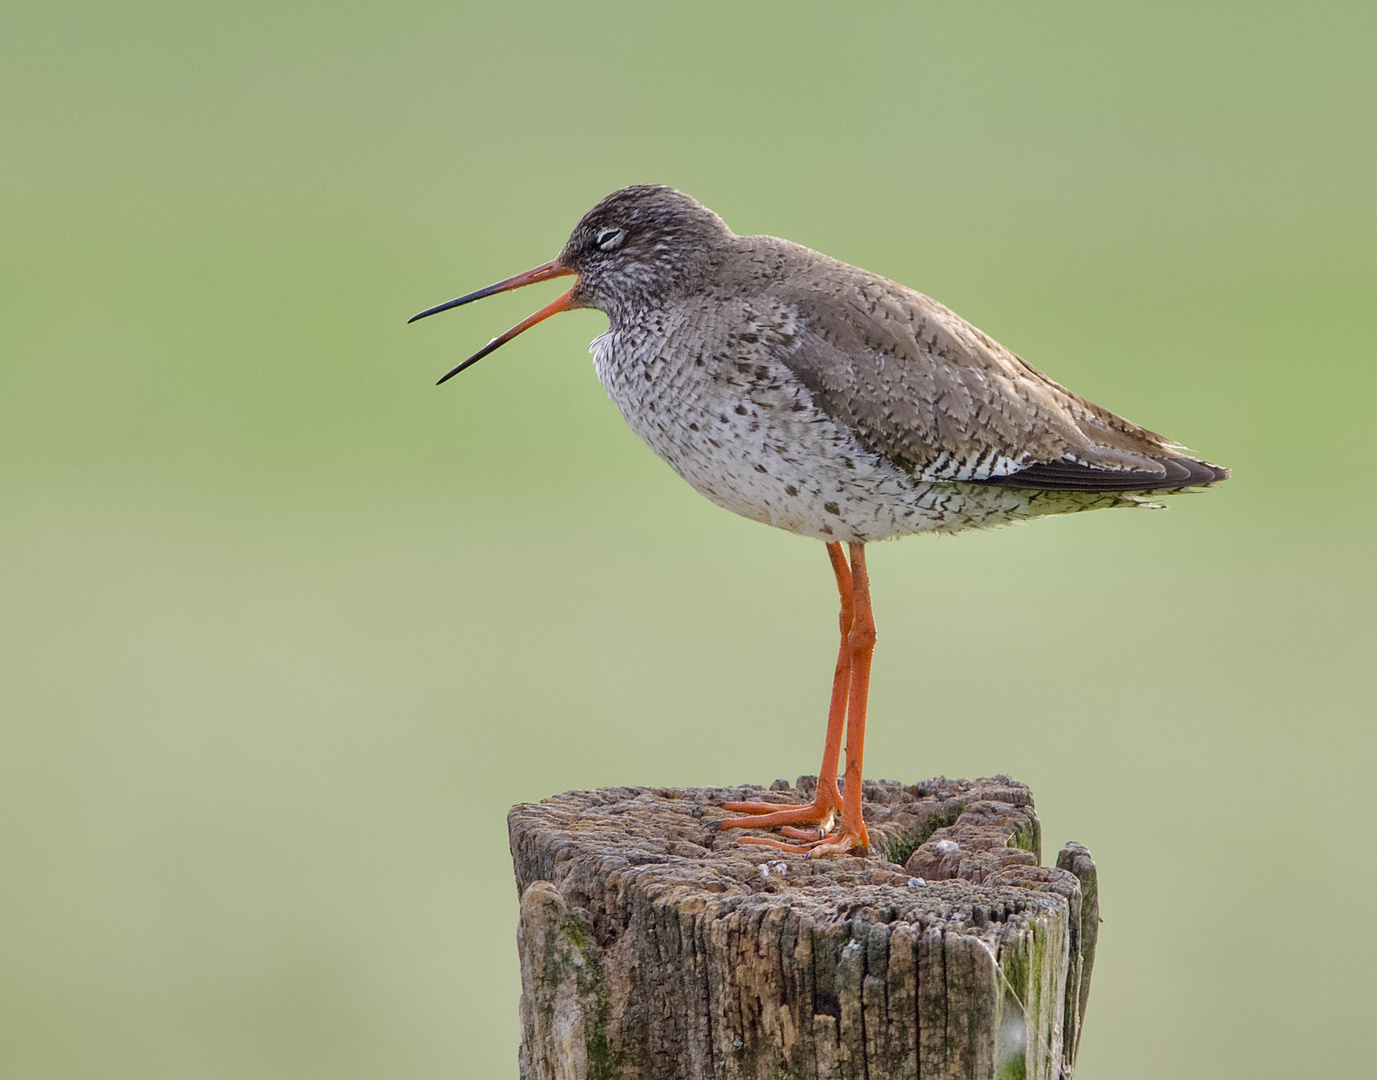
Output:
(411, 184), (1227, 856)
(775, 251), (1228, 491)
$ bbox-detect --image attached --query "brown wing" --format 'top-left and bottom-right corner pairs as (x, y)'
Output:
(770, 254), (1227, 493)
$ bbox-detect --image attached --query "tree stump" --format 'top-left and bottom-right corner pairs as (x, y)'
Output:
(509, 776), (1098, 1080)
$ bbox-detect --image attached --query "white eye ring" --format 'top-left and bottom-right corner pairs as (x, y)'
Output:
(595, 227), (625, 252)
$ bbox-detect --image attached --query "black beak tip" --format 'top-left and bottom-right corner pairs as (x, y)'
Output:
(408, 295), (472, 325)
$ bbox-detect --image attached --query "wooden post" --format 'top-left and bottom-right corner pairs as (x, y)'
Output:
(509, 776), (1098, 1080)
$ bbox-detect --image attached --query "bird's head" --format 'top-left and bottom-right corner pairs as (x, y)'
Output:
(410, 185), (732, 384)
(558, 185), (732, 314)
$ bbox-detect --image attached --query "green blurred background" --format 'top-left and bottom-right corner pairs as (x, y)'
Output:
(2, 3), (1373, 1077)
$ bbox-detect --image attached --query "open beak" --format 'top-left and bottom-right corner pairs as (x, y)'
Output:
(409, 259), (577, 385)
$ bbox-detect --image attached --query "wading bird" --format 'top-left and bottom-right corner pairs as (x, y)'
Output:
(411, 185), (1226, 856)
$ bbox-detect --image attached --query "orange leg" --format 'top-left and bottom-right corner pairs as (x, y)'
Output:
(719, 542), (853, 836)
(721, 543), (874, 857)
(804, 543), (873, 856)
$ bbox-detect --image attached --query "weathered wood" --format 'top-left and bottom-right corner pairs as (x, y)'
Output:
(510, 776), (1097, 1080)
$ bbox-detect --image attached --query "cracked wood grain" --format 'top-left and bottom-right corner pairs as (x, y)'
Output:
(511, 776), (1096, 1080)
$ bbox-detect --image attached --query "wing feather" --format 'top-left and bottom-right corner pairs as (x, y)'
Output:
(762, 248), (1227, 494)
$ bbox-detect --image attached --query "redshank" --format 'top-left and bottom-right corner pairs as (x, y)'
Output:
(410, 185), (1227, 857)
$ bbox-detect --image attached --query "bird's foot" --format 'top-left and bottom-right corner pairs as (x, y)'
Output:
(719, 786), (868, 857)
(735, 822), (869, 858)
(718, 792), (839, 835)
(776, 825), (830, 841)
(800, 823), (868, 857)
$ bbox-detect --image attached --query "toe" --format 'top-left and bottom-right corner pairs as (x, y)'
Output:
(803, 831), (867, 858)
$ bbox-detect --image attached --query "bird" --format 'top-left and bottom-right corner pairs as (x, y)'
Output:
(409, 184), (1227, 857)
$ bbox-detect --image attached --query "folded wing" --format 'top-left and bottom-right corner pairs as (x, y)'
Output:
(771, 256), (1227, 495)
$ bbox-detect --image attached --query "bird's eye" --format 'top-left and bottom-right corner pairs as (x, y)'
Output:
(595, 227), (626, 252)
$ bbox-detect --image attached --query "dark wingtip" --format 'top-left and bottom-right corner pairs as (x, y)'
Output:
(976, 454), (1230, 493)
(1169, 458), (1230, 488)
